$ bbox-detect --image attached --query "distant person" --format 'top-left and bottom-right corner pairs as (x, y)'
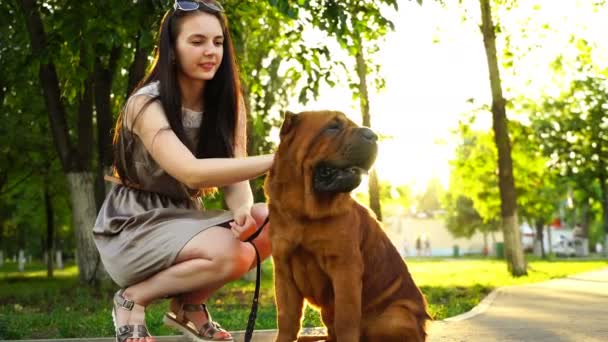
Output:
(415, 236), (422, 257)
(424, 236), (432, 256)
(401, 238), (410, 257)
(596, 242), (603, 254)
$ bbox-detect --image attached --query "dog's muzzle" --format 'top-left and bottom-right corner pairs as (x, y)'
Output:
(313, 127), (378, 193)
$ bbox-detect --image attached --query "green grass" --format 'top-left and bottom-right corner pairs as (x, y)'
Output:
(1, 257), (607, 340)
(0, 260), (318, 340)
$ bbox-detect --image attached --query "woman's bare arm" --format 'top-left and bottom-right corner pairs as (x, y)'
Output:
(127, 96), (274, 190)
(223, 96), (255, 212)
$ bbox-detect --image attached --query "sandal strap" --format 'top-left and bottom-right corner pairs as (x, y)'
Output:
(182, 303), (214, 322)
(116, 324), (150, 341)
(113, 289), (134, 311)
(134, 325), (151, 338)
(116, 324), (133, 342)
(200, 321), (229, 339)
(177, 303), (230, 339)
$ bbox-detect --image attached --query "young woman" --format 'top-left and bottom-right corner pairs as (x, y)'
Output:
(93, 1), (273, 341)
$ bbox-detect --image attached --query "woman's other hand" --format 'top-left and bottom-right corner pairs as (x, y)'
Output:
(229, 205), (257, 241)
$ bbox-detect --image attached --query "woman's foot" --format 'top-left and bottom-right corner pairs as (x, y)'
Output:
(164, 298), (232, 341)
(113, 289), (155, 342)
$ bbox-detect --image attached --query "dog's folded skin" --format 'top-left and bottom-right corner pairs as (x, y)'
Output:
(266, 111), (430, 342)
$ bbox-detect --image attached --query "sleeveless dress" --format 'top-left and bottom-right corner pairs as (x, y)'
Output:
(93, 81), (233, 288)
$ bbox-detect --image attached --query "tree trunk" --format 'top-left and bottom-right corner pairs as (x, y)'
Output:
(44, 183), (54, 277)
(66, 172), (106, 283)
(597, 171), (608, 256)
(19, 0), (72, 170)
(355, 42), (382, 221)
(94, 48), (121, 210)
(535, 220), (545, 259)
(580, 199), (591, 239)
(127, 31), (149, 96)
(19, 0), (108, 282)
(479, 0), (526, 276)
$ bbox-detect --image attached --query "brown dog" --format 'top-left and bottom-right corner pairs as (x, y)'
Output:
(264, 110), (430, 342)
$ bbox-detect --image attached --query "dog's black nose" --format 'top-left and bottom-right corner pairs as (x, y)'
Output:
(359, 127), (377, 142)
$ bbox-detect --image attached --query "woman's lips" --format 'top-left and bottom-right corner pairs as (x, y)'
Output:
(199, 63), (215, 71)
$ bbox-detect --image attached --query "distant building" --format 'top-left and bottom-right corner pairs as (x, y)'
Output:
(384, 216), (502, 257)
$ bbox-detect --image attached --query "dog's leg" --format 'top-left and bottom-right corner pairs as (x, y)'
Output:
(326, 256), (363, 342)
(362, 301), (426, 342)
(273, 244), (305, 342)
(320, 306), (336, 341)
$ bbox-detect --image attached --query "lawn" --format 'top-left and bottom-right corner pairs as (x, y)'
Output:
(0, 257), (606, 340)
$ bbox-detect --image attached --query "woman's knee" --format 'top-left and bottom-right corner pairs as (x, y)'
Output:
(251, 202), (268, 226)
(215, 243), (256, 281)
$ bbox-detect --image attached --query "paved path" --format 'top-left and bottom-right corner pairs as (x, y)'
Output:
(9, 269), (608, 342)
(428, 268), (608, 341)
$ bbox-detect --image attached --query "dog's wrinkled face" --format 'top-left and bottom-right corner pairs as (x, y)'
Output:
(278, 110), (378, 193)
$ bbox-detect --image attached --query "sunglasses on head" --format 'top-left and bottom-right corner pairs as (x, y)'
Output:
(174, 0), (224, 13)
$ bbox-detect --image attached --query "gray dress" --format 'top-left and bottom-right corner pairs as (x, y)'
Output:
(93, 81), (233, 288)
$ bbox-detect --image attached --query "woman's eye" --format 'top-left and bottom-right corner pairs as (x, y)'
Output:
(214, 41), (223, 46)
(191, 41), (203, 45)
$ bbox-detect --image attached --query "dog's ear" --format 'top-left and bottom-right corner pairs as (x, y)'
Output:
(279, 110), (298, 137)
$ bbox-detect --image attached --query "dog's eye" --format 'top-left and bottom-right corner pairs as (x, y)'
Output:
(325, 121), (342, 133)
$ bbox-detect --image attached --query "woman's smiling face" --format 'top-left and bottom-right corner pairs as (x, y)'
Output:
(175, 11), (224, 82)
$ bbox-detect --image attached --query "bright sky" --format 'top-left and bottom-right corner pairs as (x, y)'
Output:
(286, 1), (607, 194)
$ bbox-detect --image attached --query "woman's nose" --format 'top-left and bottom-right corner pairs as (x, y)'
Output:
(203, 42), (214, 55)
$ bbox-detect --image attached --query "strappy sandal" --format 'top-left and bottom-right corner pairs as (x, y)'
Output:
(112, 289), (152, 342)
(163, 303), (233, 341)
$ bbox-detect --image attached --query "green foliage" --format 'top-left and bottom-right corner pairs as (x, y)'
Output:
(269, 0), (398, 99)
(531, 75), (608, 183)
(0, 0), (74, 259)
(528, 41), (608, 238)
(445, 113), (561, 237)
(2, 0), (352, 259)
(443, 194), (498, 238)
(358, 181), (414, 216)
(417, 178), (444, 215)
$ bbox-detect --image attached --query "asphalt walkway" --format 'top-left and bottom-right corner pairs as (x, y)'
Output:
(428, 268), (608, 341)
(9, 268), (608, 342)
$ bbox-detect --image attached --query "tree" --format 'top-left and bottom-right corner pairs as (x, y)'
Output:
(447, 112), (560, 260)
(530, 45), (608, 254)
(416, 178), (444, 216)
(444, 193), (499, 243)
(1, 0), (73, 275)
(17, 0), (115, 282)
(478, 0), (526, 275)
(511, 122), (562, 258)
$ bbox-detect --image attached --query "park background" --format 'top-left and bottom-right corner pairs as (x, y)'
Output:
(2, 0), (608, 339)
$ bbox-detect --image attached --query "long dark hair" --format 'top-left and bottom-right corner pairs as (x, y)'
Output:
(113, 2), (243, 191)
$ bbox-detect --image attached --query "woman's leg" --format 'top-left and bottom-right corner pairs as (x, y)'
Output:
(118, 203), (271, 341)
(168, 203), (272, 327)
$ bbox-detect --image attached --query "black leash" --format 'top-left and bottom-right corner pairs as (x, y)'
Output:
(243, 216), (269, 342)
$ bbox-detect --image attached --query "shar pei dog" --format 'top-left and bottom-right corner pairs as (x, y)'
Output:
(264, 110), (430, 342)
